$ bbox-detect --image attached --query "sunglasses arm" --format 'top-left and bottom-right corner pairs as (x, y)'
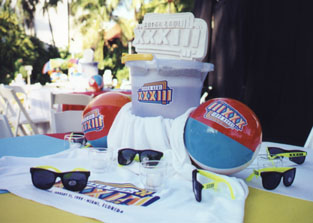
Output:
(72, 168), (89, 172)
(277, 152), (307, 158)
(208, 181), (236, 200)
(267, 147), (307, 159)
(247, 167), (294, 183)
(266, 149), (281, 161)
(266, 147), (283, 160)
(266, 148), (274, 159)
(246, 170), (260, 182)
(36, 166), (61, 173)
(203, 182), (216, 190)
(134, 154), (140, 162)
(33, 166), (88, 172)
(198, 169), (236, 200)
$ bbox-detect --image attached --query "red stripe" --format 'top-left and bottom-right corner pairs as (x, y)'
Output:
(189, 98), (262, 151)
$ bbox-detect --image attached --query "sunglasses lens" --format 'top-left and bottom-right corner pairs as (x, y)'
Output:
(268, 147), (284, 156)
(283, 168), (296, 186)
(289, 153), (306, 164)
(62, 172), (89, 191)
(192, 170), (202, 202)
(140, 150), (163, 163)
(31, 169), (56, 190)
(118, 149), (136, 165)
(261, 172), (282, 190)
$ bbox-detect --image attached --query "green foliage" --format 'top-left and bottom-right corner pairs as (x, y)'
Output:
(0, 6), (60, 85)
(59, 48), (71, 60)
(135, 0), (195, 22)
(14, 58), (27, 79)
(17, 0), (39, 30)
(102, 39), (128, 77)
(116, 65), (129, 85)
(46, 0), (60, 6)
(0, 6), (36, 84)
(1, 0), (196, 86)
(29, 36), (60, 84)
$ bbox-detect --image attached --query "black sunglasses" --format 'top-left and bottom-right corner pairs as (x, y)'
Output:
(267, 147), (307, 165)
(30, 166), (90, 192)
(246, 167), (296, 190)
(117, 148), (163, 166)
(192, 169), (205, 202)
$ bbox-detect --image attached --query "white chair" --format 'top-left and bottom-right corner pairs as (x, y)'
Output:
(0, 93), (7, 114)
(50, 92), (92, 133)
(0, 84), (20, 118)
(0, 85), (48, 136)
(0, 114), (13, 138)
(304, 127), (313, 149)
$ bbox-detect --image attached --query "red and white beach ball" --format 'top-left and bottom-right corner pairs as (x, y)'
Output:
(82, 92), (131, 147)
(184, 98), (262, 175)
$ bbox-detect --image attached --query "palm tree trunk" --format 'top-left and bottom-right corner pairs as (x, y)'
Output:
(45, 0), (56, 47)
(67, 0), (70, 49)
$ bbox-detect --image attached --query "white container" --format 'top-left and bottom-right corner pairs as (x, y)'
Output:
(124, 54), (214, 118)
(80, 62), (98, 78)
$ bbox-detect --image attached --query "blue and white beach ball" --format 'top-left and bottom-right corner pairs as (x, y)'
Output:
(89, 74), (104, 92)
(184, 98), (262, 175)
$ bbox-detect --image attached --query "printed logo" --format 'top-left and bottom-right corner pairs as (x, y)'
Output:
(54, 180), (160, 207)
(137, 80), (173, 105)
(82, 109), (104, 133)
(204, 101), (247, 131)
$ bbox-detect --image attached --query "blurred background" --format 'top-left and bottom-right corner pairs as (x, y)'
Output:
(0, 0), (312, 146)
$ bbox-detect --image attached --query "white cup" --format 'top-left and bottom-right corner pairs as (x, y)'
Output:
(88, 148), (112, 173)
(139, 160), (168, 192)
(64, 134), (86, 149)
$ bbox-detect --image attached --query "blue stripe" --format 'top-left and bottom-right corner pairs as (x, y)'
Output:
(89, 136), (108, 147)
(184, 118), (253, 169)
(0, 135), (67, 158)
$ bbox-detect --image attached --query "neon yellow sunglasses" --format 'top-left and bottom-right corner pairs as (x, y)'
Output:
(192, 169), (235, 201)
(30, 166), (90, 191)
(246, 166), (296, 190)
(266, 147), (307, 164)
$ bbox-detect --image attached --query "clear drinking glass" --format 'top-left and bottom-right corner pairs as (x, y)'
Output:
(64, 133), (86, 149)
(257, 154), (283, 169)
(139, 160), (168, 192)
(88, 147), (112, 173)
